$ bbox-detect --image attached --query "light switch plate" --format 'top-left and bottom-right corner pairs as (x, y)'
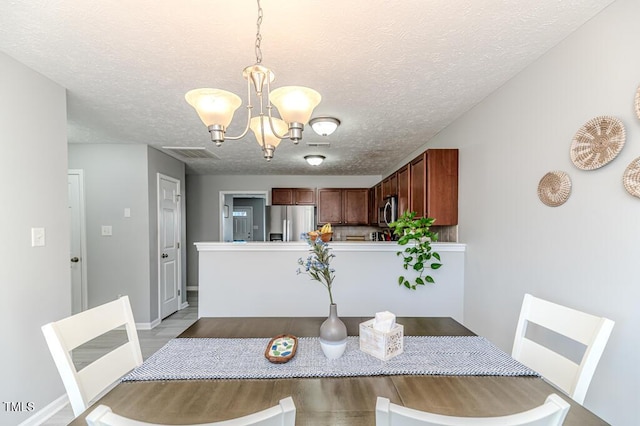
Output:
(124, 208), (131, 218)
(101, 225), (113, 236)
(31, 227), (45, 247)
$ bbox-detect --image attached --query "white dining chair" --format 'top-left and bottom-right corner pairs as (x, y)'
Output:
(511, 293), (614, 404)
(85, 396), (296, 426)
(42, 295), (143, 417)
(375, 394), (570, 426)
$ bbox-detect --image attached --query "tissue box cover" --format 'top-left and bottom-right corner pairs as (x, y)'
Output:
(359, 319), (404, 361)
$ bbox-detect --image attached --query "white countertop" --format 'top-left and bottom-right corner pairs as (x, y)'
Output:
(194, 241), (466, 252)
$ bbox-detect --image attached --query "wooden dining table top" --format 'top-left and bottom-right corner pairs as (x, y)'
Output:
(69, 317), (608, 425)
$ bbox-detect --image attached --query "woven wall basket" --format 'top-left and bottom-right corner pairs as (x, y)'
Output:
(623, 157), (640, 198)
(635, 85), (640, 120)
(570, 116), (625, 170)
(538, 171), (571, 207)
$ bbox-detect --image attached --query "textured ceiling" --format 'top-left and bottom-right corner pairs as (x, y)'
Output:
(0, 0), (615, 175)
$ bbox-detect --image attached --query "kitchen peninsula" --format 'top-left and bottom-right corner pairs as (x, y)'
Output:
(195, 241), (466, 320)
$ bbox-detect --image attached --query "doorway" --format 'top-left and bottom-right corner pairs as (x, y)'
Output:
(157, 173), (182, 319)
(219, 191), (268, 242)
(68, 170), (88, 314)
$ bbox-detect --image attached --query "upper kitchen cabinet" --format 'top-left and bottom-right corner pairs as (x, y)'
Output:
(318, 188), (369, 225)
(397, 164), (410, 217)
(382, 173), (397, 199)
(410, 149), (458, 225)
(271, 188), (316, 205)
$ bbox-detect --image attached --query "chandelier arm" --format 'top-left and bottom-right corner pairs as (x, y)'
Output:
(221, 77), (253, 141)
(264, 77), (291, 140)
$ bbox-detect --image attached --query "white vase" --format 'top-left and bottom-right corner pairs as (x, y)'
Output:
(319, 303), (347, 359)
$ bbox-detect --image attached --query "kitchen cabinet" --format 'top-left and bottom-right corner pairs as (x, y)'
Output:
(410, 149), (458, 225)
(318, 188), (369, 225)
(271, 188), (316, 205)
(382, 173), (397, 198)
(397, 164), (410, 217)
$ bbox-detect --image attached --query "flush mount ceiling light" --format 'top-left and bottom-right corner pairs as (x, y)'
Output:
(305, 155), (325, 166)
(309, 116), (341, 136)
(184, 0), (321, 161)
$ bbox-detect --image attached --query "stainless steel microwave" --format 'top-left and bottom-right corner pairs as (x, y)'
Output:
(378, 196), (397, 227)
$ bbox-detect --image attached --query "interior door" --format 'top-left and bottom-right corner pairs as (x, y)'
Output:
(159, 174), (180, 319)
(233, 206), (253, 241)
(68, 170), (87, 314)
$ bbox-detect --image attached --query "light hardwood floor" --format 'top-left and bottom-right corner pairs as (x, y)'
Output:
(42, 297), (198, 426)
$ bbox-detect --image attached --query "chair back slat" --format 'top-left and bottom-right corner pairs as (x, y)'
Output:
(375, 394), (570, 425)
(42, 296), (143, 417)
(512, 293), (614, 404)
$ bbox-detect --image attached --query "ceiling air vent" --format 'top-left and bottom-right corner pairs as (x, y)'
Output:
(306, 141), (331, 148)
(162, 146), (220, 159)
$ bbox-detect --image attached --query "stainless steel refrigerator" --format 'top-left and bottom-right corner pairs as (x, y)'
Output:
(266, 205), (316, 241)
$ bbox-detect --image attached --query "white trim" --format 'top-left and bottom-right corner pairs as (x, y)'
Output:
(136, 317), (161, 330)
(18, 394), (68, 426)
(68, 169), (88, 312)
(186, 286), (199, 292)
(180, 301), (190, 310)
(195, 241), (467, 253)
(156, 173), (182, 322)
(218, 190), (269, 242)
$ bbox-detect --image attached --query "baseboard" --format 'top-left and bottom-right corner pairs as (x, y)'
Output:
(186, 286), (199, 292)
(180, 301), (189, 309)
(136, 317), (161, 330)
(18, 394), (68, 426)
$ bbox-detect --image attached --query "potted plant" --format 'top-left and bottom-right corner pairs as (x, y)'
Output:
(389, 211), (442, 290)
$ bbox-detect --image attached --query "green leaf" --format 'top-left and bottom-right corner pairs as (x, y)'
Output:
(404, 281), (411, 289)
(425, 276), (435, 283)
(431, 263), (442, 270)
(413, 262), (423, 271)
(398, 276), (404, 285)
(415, 277), (424, 285)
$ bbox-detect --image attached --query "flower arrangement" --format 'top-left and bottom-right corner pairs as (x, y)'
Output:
(297, 233), (336, 304)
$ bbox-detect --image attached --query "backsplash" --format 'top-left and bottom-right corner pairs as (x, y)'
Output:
(331, 225), (458, 242)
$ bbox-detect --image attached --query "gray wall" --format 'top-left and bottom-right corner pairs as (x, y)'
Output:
(147, 146), (187, 317)
(186, 175), (380, 286)
(68, 144), (153, 323)
(68, 144), (187, 324)
(398, 0), (638, 423)
(0, 52), (70, 424)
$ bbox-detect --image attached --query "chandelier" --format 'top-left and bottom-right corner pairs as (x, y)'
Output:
(185, 0), (321, 161)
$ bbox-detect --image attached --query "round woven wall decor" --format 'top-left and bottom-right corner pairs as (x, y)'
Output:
(623, 157), (640, 198)
(538, 171), (571, 207)
(570, 116), (625, 170)
(635, 85), (640, 120)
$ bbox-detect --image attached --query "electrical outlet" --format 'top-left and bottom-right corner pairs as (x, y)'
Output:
(101, 225), (113, 236)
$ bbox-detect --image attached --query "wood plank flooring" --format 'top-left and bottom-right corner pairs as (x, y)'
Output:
(41, 300), (198, 425)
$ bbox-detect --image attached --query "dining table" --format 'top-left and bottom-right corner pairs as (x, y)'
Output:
(69, 317), (608, 425)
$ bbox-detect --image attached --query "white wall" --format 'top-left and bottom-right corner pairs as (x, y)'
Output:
(415, 0), (639, 423)
(186, 174), (380, 286)
(0, 52), (70, 424)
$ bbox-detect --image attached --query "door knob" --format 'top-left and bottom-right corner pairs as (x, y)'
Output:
(70, 257), (79, 263)
(161, 253), (168, 258)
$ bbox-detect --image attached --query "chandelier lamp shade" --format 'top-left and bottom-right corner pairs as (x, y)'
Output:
(184, 0), (322, 161)
(304, 155), (325, 166)
(309, 116), (341, 136)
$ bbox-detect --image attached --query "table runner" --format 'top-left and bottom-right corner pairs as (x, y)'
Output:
(122, 336), (538, 382)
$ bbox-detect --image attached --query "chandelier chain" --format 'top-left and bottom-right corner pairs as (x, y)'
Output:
(255, 0), (263, 64)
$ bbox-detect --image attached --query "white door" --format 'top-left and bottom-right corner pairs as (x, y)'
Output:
(233, 206), (253, 241)
(158, 174), (181, 319)
(68, 170), (87, 314)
